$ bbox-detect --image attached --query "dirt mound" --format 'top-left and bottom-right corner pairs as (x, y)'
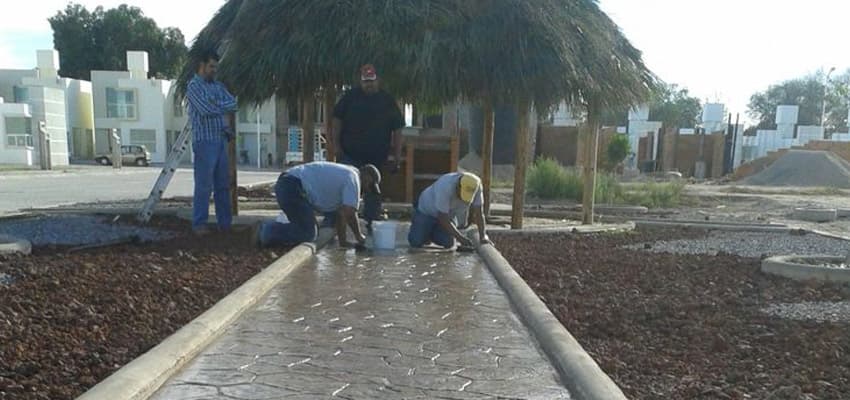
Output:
(744, 150), (850, 188)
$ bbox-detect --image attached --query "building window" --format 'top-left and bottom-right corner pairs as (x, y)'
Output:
(106, 88), (137, 119)
(129, 129), (156, 152)
(13, 86), (28, 103)
(5, 117), (33, 148)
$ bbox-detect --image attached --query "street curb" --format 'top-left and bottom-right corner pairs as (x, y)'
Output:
(0, 234), (31, 255)
(762, 255), (850, 283)
(488, 222), (636, 235)
(76, 229), (335, 400)
(474, 238), (628, 400)
(240, 180), (276, 190)
(633, 219), (791, 232)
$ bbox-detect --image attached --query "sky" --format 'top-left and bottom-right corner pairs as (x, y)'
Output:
(2, 0), (849, 123)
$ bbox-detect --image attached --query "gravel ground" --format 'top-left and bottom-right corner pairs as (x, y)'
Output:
(0, 215), (171, 247)
(625, 230), (849, 258)
(0, 217), (283, 400)
(495, 227), (850, 400)
(763, 302), (850, 323)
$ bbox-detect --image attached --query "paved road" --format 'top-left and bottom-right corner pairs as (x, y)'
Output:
(0, 165), (279, 215)
(152, 246), (571, 399)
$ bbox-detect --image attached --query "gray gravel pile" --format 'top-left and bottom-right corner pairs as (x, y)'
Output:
(0, 215), (172, 246)
(744, 150), (850, 188)
(625, 231), (849, 258)
(762, 302), (850, 323)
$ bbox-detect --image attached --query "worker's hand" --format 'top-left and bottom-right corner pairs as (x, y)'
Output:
(458, 236), (474, 248)
(479, 235), (491, 245)
(356, 233), (367, 244)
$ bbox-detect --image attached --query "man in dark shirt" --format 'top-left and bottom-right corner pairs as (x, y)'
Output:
(333, 64), (404, 169)
(325, 64), (404, 230)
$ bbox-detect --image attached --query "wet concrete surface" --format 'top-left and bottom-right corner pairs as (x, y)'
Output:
(152, 244), (571, 399)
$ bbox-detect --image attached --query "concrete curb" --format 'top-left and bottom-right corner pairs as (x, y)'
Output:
(633, 219), (791, 232)
(76, 229), (335, 400)
(762, 255), (850, 283)
(474, 238), (627, 400)
(488, 222), (636, 235)
(0, 234), (32, 255)
(792, 207), (838, 223)
(240, 180), (276, 190)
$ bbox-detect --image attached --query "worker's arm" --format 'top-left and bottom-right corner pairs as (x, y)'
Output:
(337, 205), (366, 247)
(185, 80), (237, 117)
(471, 205), (490, 244)
(438, 212), (473, 247)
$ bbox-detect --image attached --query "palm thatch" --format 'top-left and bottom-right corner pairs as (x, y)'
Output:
(177, 0), (658, 111)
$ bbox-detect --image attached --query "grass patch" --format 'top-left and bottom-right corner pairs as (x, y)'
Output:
(622, 181), (686, 208)
(526, 158), (683, 208)
(491, 180), (514, 189)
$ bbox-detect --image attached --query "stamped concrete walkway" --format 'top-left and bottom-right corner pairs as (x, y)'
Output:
(152, 242), (571, 399)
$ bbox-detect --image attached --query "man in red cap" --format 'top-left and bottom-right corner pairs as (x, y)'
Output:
(326, 64), (404, 230)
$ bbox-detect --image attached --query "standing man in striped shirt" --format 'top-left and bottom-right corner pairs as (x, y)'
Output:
(186, 49), (238, 235)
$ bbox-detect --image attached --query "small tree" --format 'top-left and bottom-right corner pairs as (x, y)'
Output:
(606, 134), (630, 171)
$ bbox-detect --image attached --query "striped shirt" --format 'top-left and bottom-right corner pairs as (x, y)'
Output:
(186, 74), (238, 143)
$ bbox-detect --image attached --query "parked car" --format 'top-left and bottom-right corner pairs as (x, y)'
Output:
(94, 145), (151, 167)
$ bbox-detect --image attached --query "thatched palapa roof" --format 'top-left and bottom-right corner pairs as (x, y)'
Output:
(177, 0), (658, 111)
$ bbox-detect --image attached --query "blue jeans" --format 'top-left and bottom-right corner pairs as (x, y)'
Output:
(258, 175), (318, 247)
(192, 140), (231, 230)
(408, 205), (455, 248)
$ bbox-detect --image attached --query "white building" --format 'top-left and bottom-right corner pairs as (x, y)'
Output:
(91, 50), (299, 166)
(0, 49), (92, 166)
(0, 98), (34, 165)
(92, 51), (188, 164)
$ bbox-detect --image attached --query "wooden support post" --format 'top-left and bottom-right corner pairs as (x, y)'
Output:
(323, 88), (336, 162)
(450, 135), (459, 172)
(511, 105), (530, 229)
(581, 109), (601, 225)
(481, 103), (494, 216)
(405, 142), (415, 203)
(302, 95), (316, 163)
(227, 113), (238, 216)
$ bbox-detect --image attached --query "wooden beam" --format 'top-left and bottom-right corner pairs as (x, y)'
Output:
(323, 88), (336, 162)
(302, 94), (316, 163)
(226, 113), (238, 216)
(481, 103), (495, 216)
(405, 142), (415, 203)
(581, 109), (601, 225)
(511, 105), (530, 229)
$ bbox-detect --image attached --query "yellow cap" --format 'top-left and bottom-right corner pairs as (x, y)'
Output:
(458, 173), (481, 203)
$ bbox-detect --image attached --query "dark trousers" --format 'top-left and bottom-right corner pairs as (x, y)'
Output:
(258, 175), (317, 246)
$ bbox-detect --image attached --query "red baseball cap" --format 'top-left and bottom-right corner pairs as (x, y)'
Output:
(360, 64), (377, 81)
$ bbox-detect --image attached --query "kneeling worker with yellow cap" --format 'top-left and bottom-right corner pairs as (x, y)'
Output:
(408, 172), (490, 250)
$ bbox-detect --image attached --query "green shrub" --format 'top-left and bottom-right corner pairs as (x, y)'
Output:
(622, 181), (685, 208)
(527, 158), (622, 203)
(606, 134), (630, 170)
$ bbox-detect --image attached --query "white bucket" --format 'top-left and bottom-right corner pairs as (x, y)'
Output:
(372, 221), (398, 250)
